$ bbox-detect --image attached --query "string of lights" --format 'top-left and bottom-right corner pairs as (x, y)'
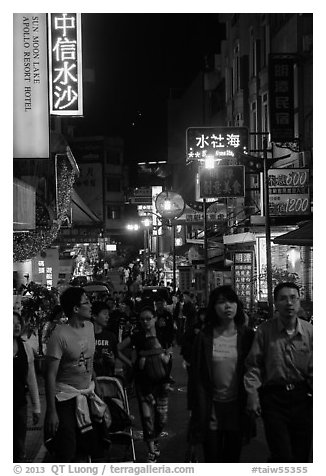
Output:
(13, 159), (76, 262)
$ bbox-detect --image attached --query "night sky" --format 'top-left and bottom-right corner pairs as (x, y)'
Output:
(67, 13), (225, 163)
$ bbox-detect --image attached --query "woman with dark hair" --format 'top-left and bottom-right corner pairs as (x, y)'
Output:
(117, 306), (172, 463)
(13, 311), (41, 462)
(188, 285), (255, 462)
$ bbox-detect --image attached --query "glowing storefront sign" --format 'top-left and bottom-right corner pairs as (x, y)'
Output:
(48, 13), (83, 115)
(268, 168), (310, 216)
(186, 127), (248, 162)
(13, 14), (49, 158)
(199, 165), (245, 198)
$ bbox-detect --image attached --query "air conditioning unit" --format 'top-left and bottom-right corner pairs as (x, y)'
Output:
(299, 151), (311, 167)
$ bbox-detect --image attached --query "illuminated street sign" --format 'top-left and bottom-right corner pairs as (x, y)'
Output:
(48, 13), (83, 115)
(199, 165), (245, 198)
(268, 168), (311, 216)
(186, 127), (248, 162)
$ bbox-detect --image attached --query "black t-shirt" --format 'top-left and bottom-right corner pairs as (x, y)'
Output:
(94, 329), (118, 377)
(155, 310), (174, 348)
(130, 332), (171, 387)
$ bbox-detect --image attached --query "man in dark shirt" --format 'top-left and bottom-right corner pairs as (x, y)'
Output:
(244, 282), (313, 463)
(154, 298), (174, 349)
(182, 291), (197, 333)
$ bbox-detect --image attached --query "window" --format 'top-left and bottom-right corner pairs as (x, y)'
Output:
(250, 101), (258, 150)
(261, 23), (269, 68)
(107, 205), (121, 220)
(106, 177), (121, 192)
(261, 93), (269, 132)
(232, 43), (240, 94)
(106, 150), (121, 165)
(250, 29), (256, 78)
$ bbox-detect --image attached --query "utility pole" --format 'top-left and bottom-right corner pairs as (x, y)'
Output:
(262, 136), (274, 318)
(247, 133), (289, 318)
(203, 198), (209, 305)
(172, 224), (176, 294)
(143, 227), (148, 282)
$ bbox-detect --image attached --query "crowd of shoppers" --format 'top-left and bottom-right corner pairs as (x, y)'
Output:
(13, 281), (313, 464)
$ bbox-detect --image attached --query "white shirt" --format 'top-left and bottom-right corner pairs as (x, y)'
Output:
(212, 333), (238, 402)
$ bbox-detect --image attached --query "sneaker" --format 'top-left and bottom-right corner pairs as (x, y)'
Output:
(146, 451), (157, 463)
(153, 442), (160, 458)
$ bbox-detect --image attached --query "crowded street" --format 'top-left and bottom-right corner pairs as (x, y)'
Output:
(25, 342), (270, 464)
(12, 9), (314, 471)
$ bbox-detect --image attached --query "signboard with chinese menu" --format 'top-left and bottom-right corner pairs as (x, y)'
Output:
(268, 168), (310, 216)
(269, 54), (295, 142)
(13, 14), (49, 158)
(233, 252), (254, 310)
(199, 165), (245, 198)
(48, 13), (83, 115)
(186, 127), (248, 162)
(178, 266), (192, 293)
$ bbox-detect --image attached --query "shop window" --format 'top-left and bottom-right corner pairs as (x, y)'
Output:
(106, 177), (121, 192)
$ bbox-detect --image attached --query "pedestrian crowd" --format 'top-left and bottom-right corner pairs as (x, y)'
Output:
(13, 281), (312, 464)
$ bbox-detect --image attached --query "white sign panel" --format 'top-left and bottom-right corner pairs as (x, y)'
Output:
(13, 14), (49, 158)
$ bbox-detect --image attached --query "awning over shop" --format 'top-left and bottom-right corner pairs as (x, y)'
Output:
(71, 189), (101, 225)
(273, 221), (313, 247)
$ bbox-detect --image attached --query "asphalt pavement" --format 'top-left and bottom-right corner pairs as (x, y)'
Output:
(24, 345), (269, 464)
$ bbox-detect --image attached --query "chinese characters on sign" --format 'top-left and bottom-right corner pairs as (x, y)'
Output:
(178, 267), (192, 293)
(268, 168), (310, 216)
(269, 55), (295, 142)
(48, 13), (83, 115)
(199, 165), (245, 198)
(186, 127), (248, 162)
(233, 252), (253, 310)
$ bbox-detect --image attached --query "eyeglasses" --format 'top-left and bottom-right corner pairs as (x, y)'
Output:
(140, 317), (153, 322)
(278, 295), (299, 303)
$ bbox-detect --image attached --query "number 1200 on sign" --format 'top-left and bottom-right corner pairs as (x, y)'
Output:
(269, 196), (310, 216)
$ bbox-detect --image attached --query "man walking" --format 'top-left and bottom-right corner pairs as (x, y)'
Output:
(44, 287), (108, 462)
(244, 282), (313, 462)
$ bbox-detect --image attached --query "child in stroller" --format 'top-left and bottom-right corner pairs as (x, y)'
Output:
(95, 375), (136, 462)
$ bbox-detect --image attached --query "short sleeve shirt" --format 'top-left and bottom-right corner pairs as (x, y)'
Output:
(46, 321), (95, 390)
(212, 333), (238, 402)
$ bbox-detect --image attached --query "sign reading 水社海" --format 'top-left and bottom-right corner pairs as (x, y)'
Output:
(199, 165), (245, 198)
(13, 14), (49, 158)
(48, 13), (83, 115)
(269, 54), (295, 143)
(186, 127), (248, 162)
(268, 168), (310, 216)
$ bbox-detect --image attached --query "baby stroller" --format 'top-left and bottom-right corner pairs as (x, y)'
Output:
(95, 376), (136, 462)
